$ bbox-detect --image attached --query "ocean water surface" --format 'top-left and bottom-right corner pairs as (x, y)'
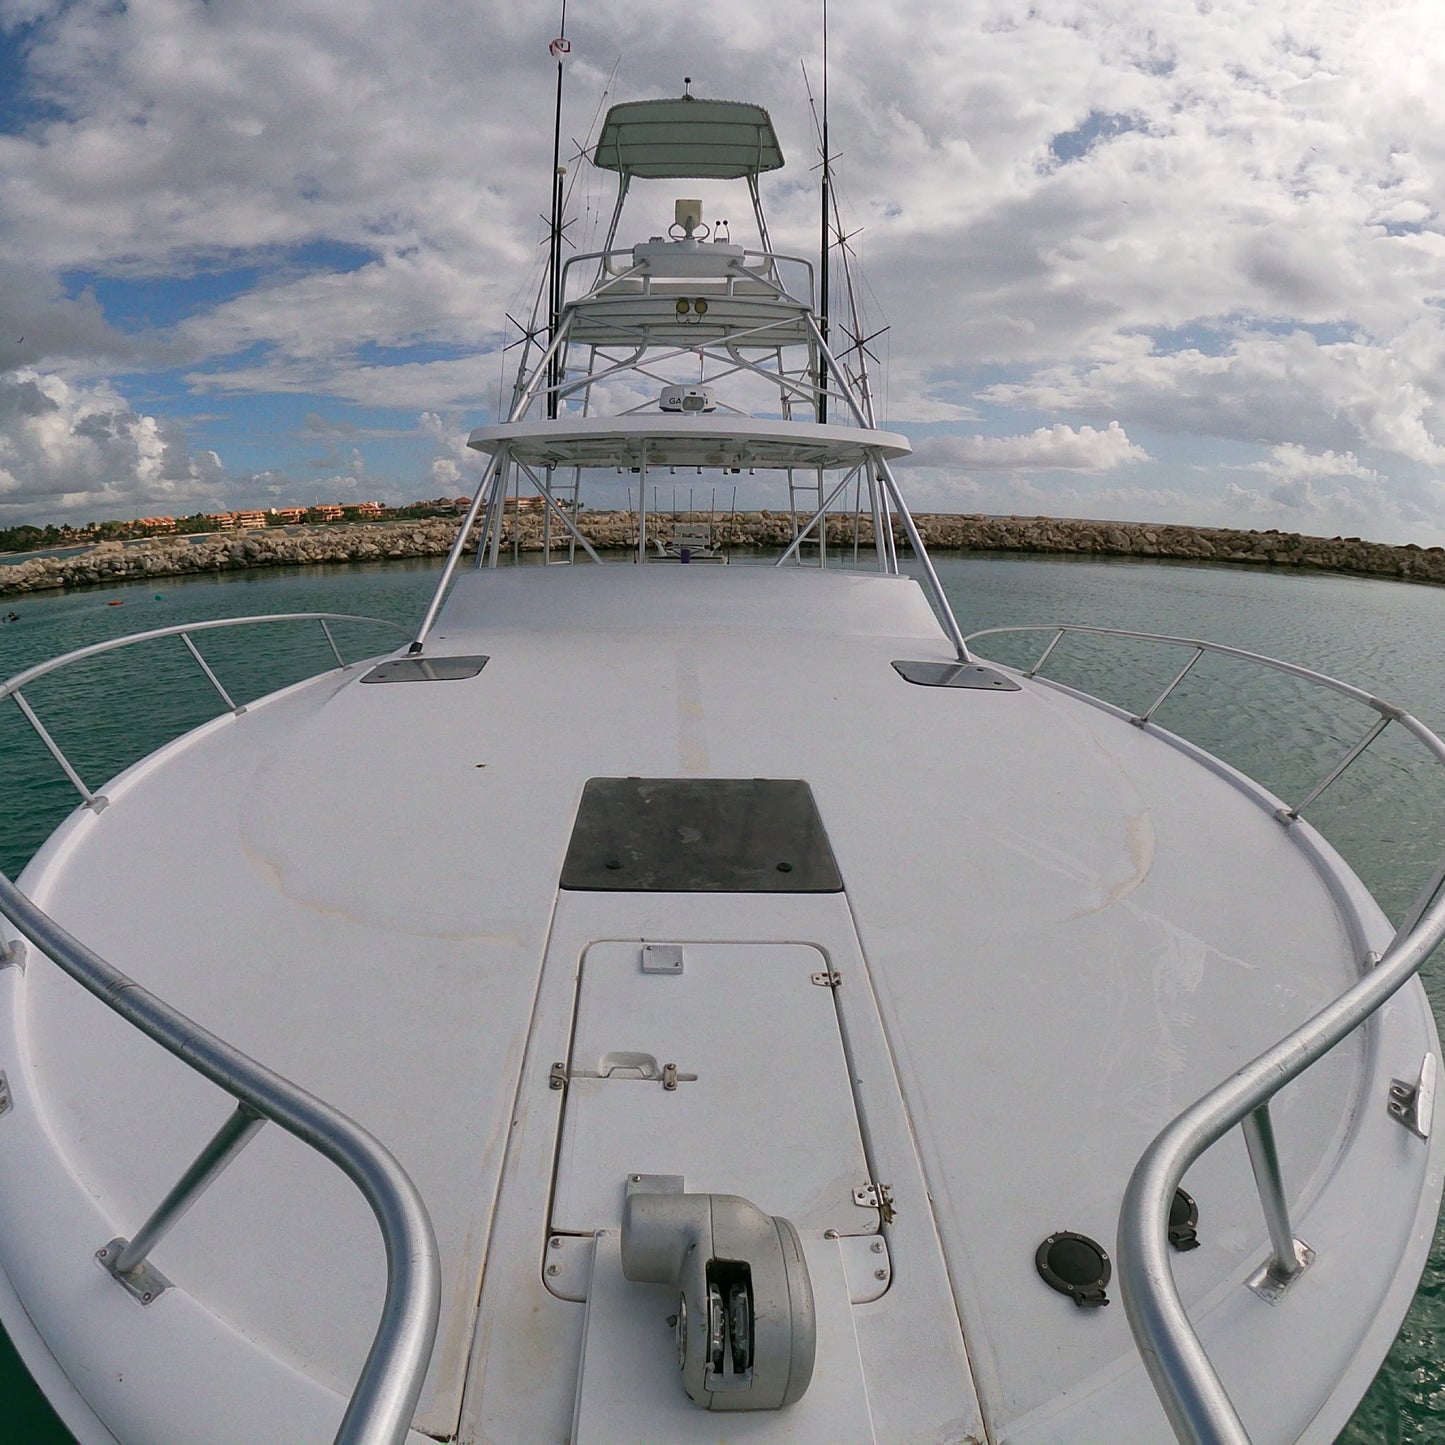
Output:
(1, 551), (1443, 1442)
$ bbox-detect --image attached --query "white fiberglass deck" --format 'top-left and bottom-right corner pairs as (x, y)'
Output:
(0, 565), (1438, 1444)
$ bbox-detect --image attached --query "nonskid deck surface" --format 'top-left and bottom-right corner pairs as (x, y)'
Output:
(0, 566), (1437, 1443)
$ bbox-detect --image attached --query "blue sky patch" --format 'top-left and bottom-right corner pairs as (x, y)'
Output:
(65, 239), (376, 332)
(1048, 112), (1141, 165)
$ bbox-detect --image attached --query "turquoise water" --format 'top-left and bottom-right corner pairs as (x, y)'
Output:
(2, 552), (1444, 1441)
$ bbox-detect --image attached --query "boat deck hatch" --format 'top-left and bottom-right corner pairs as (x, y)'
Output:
(891, 659), (1020, 691)
(551, 941), (873, 1236)
(560, 778), (842, 892)
(359, 655), (489, 683)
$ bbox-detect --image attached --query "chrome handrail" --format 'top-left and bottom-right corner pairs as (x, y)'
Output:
(965, 622), (1445, 1444)
(0, 613), (439, 1444)
(1117, 888), (1445, 1445)
(1, 613), (410, 807)
(0, 876), (441, 1445)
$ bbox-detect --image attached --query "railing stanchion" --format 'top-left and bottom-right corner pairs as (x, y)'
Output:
(1028, 629), (1066, 678)
(1284, 713), (1393, 821)
(1392, 859), (1445, 951)
(180, 631), (242, 714)
(1136, 647), (1205, 725)
(113, 1102), (266, 1277)
(1240, 1103), (1302, 1284)
(319, 619), (346, 669)
(10, 690), (101, 808)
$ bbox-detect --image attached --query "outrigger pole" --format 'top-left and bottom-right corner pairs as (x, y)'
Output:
(818, 0), (831, 424)
(546, 3), (570, 420)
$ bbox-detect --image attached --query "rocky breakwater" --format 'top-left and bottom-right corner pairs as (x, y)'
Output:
(4, 513), (1445, 597)
(0, 520), (479, 597)
(908, 515), (1445, 584)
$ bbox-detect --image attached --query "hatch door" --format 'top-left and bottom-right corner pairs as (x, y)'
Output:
(551, 940), (875, 1236)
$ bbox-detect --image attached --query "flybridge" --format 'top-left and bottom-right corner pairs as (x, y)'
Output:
(408, 90), (971, 662)
(396, 92), (961, 654)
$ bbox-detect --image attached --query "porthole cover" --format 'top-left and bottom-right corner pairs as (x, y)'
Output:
(1168, 1187), (1200, 1251)
(1035, 1231), (1111, 1307)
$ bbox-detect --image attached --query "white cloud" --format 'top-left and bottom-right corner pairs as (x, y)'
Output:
(419, 409), (488, 488)
(187, 356), (507, 412)
(1213, 441), (1445, 538)
(0, 369), (226, 521)
(1, 0), (1444, 535)
(907, 421), (1148, 473)
(981, 324), (1445, 467)
(1246, 442), (1382, 489)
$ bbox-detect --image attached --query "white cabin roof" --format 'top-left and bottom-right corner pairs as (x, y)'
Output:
(466, 415), (911, 469)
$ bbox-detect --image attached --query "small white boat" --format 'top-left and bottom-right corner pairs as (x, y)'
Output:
(2, 90), (1443, 1445)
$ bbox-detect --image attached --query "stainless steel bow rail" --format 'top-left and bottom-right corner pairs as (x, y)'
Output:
(966, 623), (1445, 1445)
(1, 613), (408, 811)
(0, 614), (441, 1445)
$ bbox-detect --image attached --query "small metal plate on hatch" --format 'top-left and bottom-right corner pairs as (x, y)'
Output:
(360, 655), (490, 683)
(892, 660), (1020, 691)
(560, 778), (843, 892)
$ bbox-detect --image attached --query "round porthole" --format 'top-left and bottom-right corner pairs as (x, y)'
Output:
(1035, 1231), (1111, 1308)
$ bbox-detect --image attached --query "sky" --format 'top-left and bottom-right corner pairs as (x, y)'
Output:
(1, 0), (1444, 543)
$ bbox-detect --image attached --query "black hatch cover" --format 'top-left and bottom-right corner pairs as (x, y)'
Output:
(560, 777), (843, 893)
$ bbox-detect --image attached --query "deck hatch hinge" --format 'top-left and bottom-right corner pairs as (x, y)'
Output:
(1388, 1052), (1436, 1140)
(549, 1061), (567, 1091)
(0, 1071), (10, 1117)
(0, 938), (23, 972)
(811, 969), (841, 987)
(852, 1181), (894, 1221)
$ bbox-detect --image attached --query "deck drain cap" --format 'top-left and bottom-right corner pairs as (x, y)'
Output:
(1168, 1188), (1200, 1251)
(1035, 1231), (1111, 1307)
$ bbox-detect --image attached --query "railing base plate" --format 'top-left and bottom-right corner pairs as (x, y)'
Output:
(97, 1237), (172, 1306)
(1246, 1238), (1314, 1304)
